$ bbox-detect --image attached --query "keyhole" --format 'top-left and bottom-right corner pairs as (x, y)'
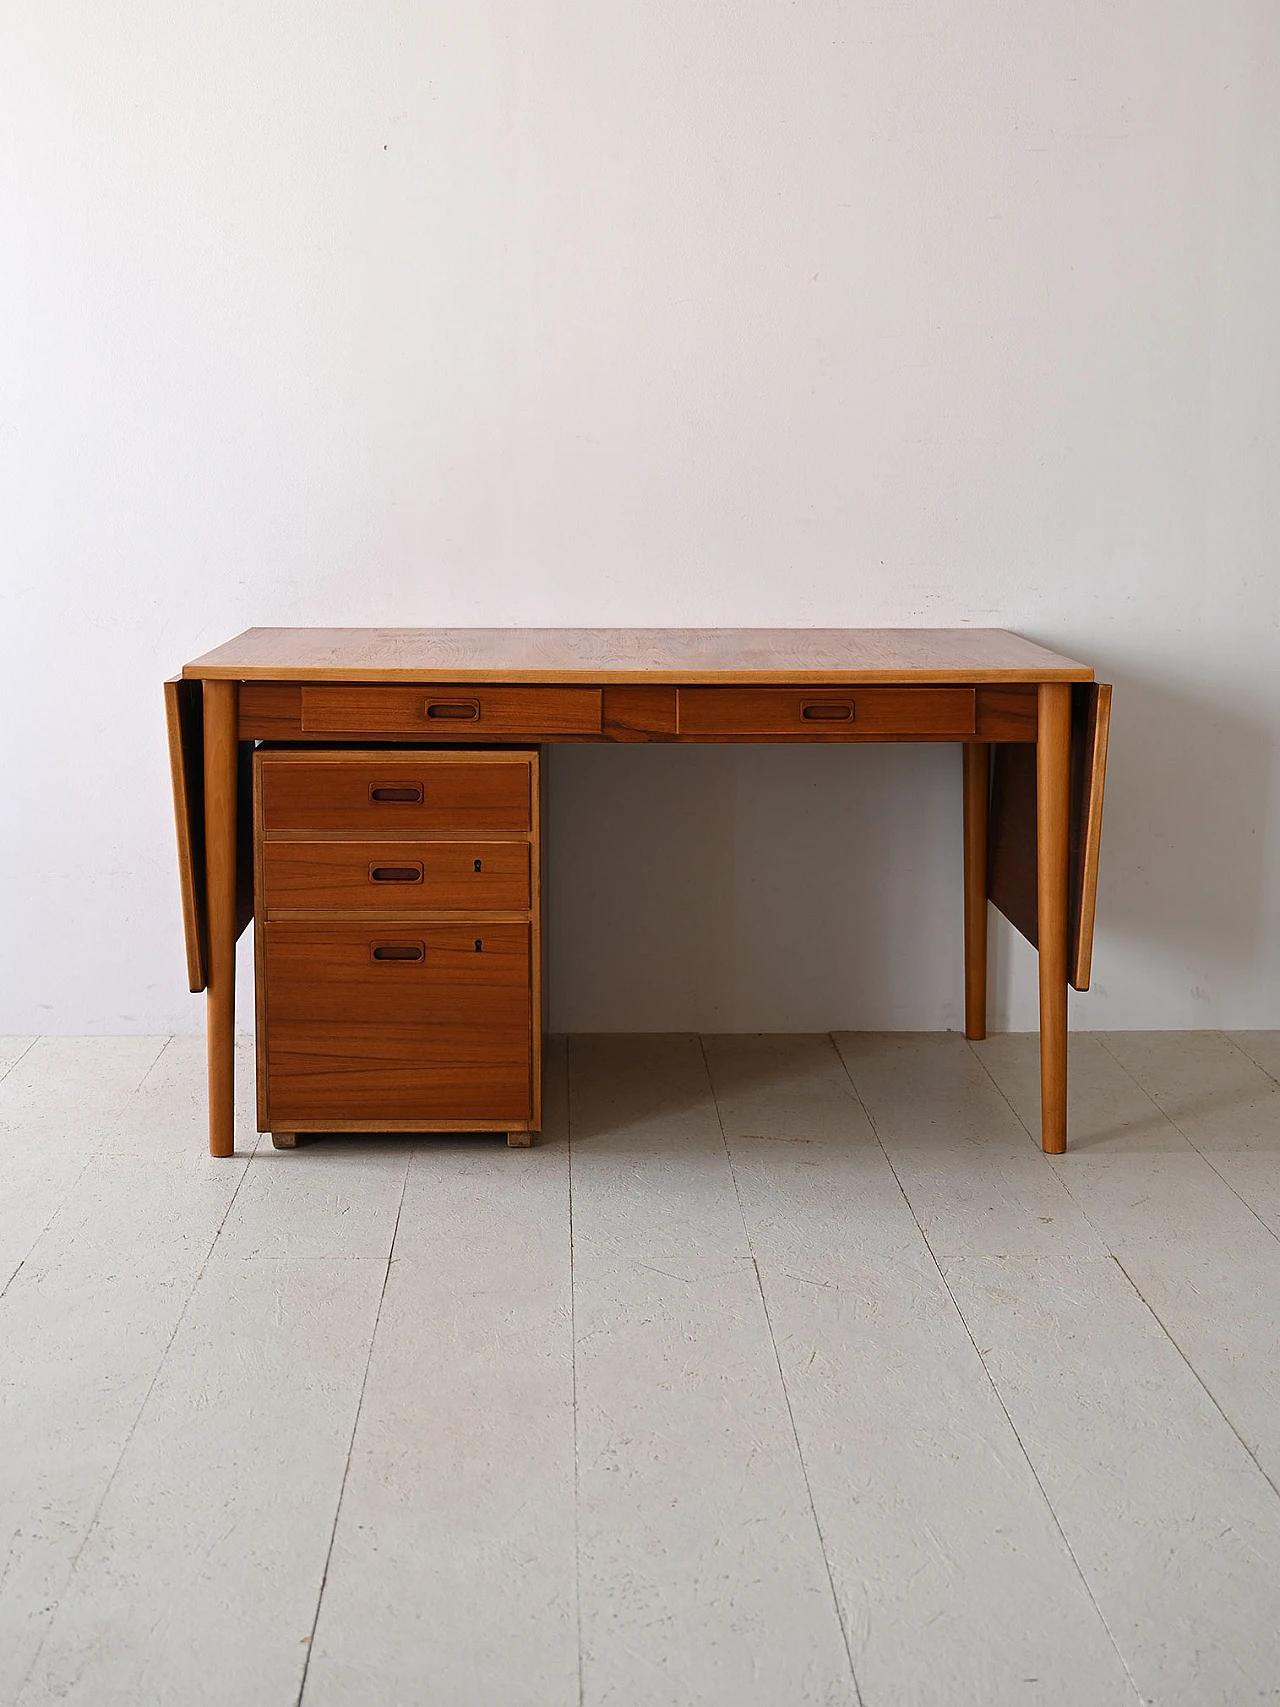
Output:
(473, 859), (482, 872)
(474, 938), (483, 952)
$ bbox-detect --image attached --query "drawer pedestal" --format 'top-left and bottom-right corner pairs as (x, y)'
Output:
(253, 748), (541, 1143)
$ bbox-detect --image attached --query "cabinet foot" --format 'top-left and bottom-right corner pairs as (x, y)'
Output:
(507, 1132), (535, 1148)
(271, 1131), (299, 1149)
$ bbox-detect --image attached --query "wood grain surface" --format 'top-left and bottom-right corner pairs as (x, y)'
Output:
(301, 683), (603, 736)
(258, 751), (532, 835)
(988, 681), (1112, 993)
(677, 684), (976, 735)
(261, 841), (531, 914)
(183, 626), (1094, 683)
(164, 677), (208, 992)
(262, 921), (533, 1128)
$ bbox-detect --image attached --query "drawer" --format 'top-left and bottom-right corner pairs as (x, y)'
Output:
(262, 922), (532, 1126)
(263, 840), (531, 912)
(260, 754), (531, 833)
(676, 685), (976, 737)
(300, 684), (602, 737)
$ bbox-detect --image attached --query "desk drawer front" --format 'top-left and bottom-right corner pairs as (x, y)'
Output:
(260, 756), (531, 833)
(301, 684), (602, 737)
(263, 921), (532, 1126)
(677, 686), (976, 737)
(263, 841), (530, 912)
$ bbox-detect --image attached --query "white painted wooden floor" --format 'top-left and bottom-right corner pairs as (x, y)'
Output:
(3, 1032), (1280, 1706)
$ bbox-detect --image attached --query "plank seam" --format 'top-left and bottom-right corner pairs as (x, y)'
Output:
(835, 1035), (1145, 1706)
(13, 1050), (263, 1701)
(567, 1037), (585, 1707)
(0, 1035), (38, 1085)
(699, 1036), (866, 1707)
(1226, 1035), (1280, 1090)
(0, 1036), (179, 1303)
(1094, 1035), (1280, 1249)
(295, 1148), (413, 1707)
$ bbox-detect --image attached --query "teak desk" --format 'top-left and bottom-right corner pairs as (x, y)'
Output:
(166, 628), (1111, 1157)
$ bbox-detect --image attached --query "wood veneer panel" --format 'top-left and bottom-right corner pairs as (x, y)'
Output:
(184, 627), (1095, 684)
(1070, 683), (1112, 990)
(975, 685), (1038, 742)
(165, 677), (208, 992)
(602, 685), (679, 740)
(988, 682), (1112, 992)
(239, 681), (302, 737)
(300, 684), (602, 737)
(260, 753), (531, 834)
(988, 742), (1038, 959)
(165, 680), (253, 992)
(677, 685), (976, 737)
(262, 921), (532, 1127)
(262, 840), (531, 913)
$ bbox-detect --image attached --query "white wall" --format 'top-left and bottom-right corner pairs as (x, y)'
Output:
(2, 1), (1277, 1035)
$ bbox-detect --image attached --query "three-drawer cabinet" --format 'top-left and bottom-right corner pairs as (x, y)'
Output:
(253, 747), (541, 1147)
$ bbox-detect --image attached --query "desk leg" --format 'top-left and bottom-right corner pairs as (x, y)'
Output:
(1037, 684), (1071, 1154)
(203, 680), (238, 1158)
(962, 742), (990, 1041)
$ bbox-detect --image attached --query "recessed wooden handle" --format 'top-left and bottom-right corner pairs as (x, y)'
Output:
(369, 783), (423, 803)
(371, 943), (424, 962)
(369, 864), (424, 884)
(424, 700), (480, 721)
(801, 702), (854, 721)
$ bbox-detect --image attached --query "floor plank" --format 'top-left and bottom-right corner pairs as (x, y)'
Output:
(5, 1031), (1280, 1705)
(1229, 1031), (1280, 1085)
(832, 1033), (1106, 1257)
(0, 1254), (220, 1702)
(706, 1034), (1136, 1707)
(101, 1034), (258, 1159)
(17, 1257), (388, 1707)
(570, 1035), (857, 1707)
(0, 1040), (36, 1081)
(1099, 1031), (1280, 1234)
(945, 1254), (1280, 1706)
(14, 1039), (260, 1272)
(0, 1038), (173, 1286)
(975, 1034), (1280, 1491)
(215, 1138), (412, 1261)
(302, 1040), (577, 1707)
(0, 1037), (258, 1692)
(0, 1156), (94, 1295)
(0, 1037), (169, 1144)
(1100, 1030), (1280, 1152)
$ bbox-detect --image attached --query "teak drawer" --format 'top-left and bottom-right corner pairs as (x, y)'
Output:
(262, 922), (532, 1127)
(300, 684), (602, 738)
(260, 754), (531, 833)
(676, 685), (977, 737)
(262, 841), (531, 912)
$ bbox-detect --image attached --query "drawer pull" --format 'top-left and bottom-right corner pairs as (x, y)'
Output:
(370, 864), (424, 884)
(425, 700), (480, 721)
(369, 783), (423, 804)
(801, 702), (854, 721)
(371, 943), (424, 962)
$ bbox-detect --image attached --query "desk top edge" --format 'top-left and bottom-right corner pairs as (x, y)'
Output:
(182, 628), (1095, 684)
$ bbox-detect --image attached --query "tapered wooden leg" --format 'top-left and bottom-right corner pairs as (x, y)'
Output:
(203, 680), (238, 1158)
(1037, 684), (1072, 1154)
(271, 1132), (298, 1149)
(962, 742), (990, 1041)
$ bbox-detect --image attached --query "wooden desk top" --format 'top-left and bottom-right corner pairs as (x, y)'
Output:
(184, 627), (1092, 685)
